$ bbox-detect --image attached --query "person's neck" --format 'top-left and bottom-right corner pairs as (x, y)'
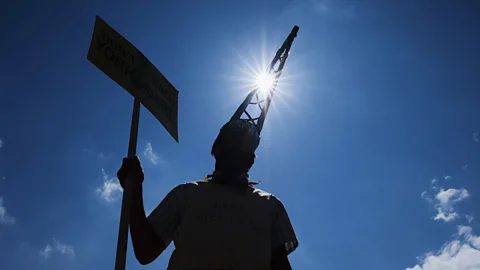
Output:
(211, 170), (249, 186)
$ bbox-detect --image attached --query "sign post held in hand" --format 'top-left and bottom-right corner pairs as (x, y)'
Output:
(87, 15), (179, 270)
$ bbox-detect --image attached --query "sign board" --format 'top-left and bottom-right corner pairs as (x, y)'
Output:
(87, 16), (179, 142)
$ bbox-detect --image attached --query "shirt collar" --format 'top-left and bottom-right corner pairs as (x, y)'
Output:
(210, 170), (250, 186)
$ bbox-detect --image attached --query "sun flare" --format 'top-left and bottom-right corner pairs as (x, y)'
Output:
(223, 40), (300, 116)
(255, 71), (276, 94)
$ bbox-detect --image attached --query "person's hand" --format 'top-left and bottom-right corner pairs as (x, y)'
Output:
(117, 156), (144, 188)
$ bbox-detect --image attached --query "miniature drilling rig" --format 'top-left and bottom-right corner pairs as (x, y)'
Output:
(230, 25), (299, 135)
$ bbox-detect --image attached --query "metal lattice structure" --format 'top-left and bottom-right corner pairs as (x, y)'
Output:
(230, 25), (299, 134)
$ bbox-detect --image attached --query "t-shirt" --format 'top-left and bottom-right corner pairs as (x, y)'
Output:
(147, 181), (299, 269)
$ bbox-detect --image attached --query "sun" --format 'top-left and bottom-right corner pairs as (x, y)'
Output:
(224, 41), (299, 109)
(255, 71), (276, 94)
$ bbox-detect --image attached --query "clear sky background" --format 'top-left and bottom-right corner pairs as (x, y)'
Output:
(1, 0), (480, 269)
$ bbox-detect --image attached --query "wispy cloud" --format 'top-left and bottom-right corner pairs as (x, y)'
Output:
(420, 190), (432, 203)
(39, 245), (52, 259)
(53, 238), (74, 255)
(434, 209), (459, 222)
(278, 0), (357, 26)
(473, 132), (479, 143)
(143, 142), (160, 165)
(95, 169), (123, 202)
(406, 225), (480, 270)
(312, 0), (356, 19)
(98, 152), (112, 160)
(0, 138), (3, 148)
(0, 197), (15, 225)
(466, 215), (474, 224)
(314, 2), (329, 13)
(39, 238), (74, 260)
(444, 175), (452, 180)
(433, 188), (469, 222)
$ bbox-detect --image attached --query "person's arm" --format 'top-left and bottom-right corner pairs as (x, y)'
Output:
(117, 157), (164, 265)
(270, 196), (299, 270)
(117, 157), (186, 265)
(271, 245), (292, 270)
(143, 184), (188, 263)
(129, 181), (165, 265)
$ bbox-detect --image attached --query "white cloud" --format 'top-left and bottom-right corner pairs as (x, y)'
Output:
(431, 178), (437, 184)
(434, 208), (459, 222)
(0, 197), (15, 225)
(458, 225), (472, 236)
(39, 238), (74, 260)
(95, 169), (123, 202)
(407, 226), (480, 270)
(143, 142), (160, 165)
(0, 138), (3, 148)
(432, 188), (469, 223)
(436, 189), (469, 207)
(444, 175), (452, 180)
(421, 187), (470, 223)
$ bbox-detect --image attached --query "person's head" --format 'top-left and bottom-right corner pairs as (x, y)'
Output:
(211, 119), (260, 175)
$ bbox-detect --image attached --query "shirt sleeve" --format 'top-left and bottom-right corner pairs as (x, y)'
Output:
(147, 184), (188, 247)
(270, 196), (299, 255)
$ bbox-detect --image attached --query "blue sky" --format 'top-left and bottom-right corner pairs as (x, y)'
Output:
(1, 0), (480, 269)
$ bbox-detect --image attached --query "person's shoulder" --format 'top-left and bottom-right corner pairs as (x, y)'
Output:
(183, 180), (211, 188)
(250, 186), (277, 201)
(166, 181), (203, 194)
(172, 180), (213, 193)
(172, 180), (205, 187)
(161, 181), (207, 202)
(249, 188), (290, 215)
(251, 187), (287, 208)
